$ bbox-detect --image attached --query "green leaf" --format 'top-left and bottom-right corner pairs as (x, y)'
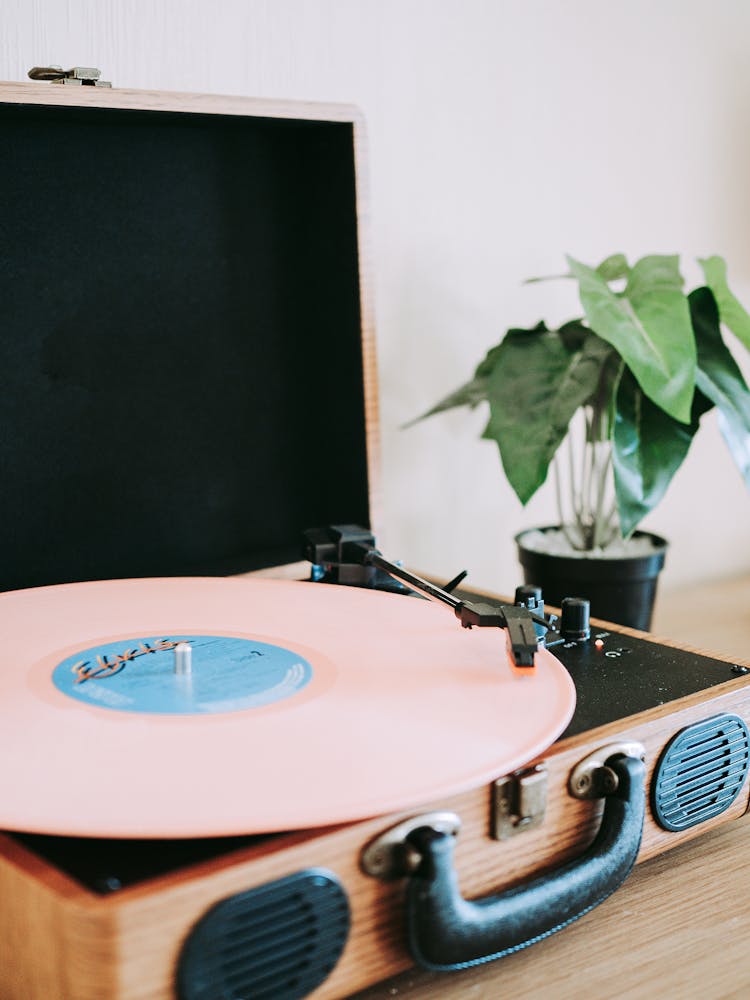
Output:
(482, 329), (612, 504)
(698, 255), (750, 352)
(690, 286), (750, 488)
(598, 353), (626, 442)
(567, 254), (696, 424)
(404, 323), (550, 428)
(476, 322), (548, 375)
(557, 319), (590, 353)
(403, 348), (497, 427)
(613, 370), (711, 536)
(402, 374), (488, 427)
(524, 252), (630, 285)
(524, 273), (570, 284)
(596, 253), (630, 282)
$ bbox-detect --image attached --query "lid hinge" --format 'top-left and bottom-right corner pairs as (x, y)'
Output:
(28, 66), (112, 88)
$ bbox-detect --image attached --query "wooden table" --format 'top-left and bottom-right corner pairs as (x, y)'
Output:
(355, 578), (750, 1000)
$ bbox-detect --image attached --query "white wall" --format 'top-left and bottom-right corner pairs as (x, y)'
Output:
(3, 0), (750, 597)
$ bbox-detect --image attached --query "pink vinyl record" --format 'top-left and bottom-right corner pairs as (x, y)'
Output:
(0, 577), (575, 837)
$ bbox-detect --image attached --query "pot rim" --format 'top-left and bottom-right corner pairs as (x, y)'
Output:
(515, 525), (668, 566)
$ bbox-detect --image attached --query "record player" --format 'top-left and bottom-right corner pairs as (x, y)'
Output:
(0, 76), (749, 1000)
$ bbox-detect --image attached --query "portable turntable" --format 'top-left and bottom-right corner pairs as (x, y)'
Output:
(0, 76), (749, 1000)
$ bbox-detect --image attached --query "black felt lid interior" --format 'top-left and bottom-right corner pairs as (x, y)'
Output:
(0, 102), (369, 590)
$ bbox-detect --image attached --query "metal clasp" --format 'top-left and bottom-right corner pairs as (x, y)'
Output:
(28, 66), (112, 88)
(491, 764), (548, 840)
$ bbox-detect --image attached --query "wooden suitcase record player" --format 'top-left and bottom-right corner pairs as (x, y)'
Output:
(0, 77), (749, 1000)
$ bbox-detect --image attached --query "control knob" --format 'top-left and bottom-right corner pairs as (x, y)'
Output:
(560, 597), (590, 641)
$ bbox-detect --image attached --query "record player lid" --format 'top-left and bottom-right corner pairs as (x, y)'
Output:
(0, 97), (372, 591)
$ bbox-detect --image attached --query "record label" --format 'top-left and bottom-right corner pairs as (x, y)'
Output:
(51, 634), (314, 714)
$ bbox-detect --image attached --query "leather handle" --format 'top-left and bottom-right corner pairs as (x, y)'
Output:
(406, 753), (646, 971)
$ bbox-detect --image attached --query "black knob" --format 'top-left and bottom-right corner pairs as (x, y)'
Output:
(560, 597), (590, 640)
(515, 584), (542, 607)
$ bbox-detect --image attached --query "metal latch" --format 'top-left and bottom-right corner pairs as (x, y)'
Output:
(28, 66), (112, 88)
(491, 764), (548, 840)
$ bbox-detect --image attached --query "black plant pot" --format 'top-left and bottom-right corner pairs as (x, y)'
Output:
(515, 527), (668, 631)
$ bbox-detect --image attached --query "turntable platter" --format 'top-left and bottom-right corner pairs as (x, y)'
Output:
(0, 577), (575, 837)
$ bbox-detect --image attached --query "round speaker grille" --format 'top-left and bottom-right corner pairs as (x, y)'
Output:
(177, 867), (350, 1000)
(653, 713), (750, 832)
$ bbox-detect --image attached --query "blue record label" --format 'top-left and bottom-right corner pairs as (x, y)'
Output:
(51, 634), (314, 715)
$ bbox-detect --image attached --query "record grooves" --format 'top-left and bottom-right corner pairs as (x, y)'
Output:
(0, 575), (575, 838)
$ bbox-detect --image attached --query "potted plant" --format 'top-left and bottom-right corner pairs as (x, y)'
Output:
(411, 253), (750, 629)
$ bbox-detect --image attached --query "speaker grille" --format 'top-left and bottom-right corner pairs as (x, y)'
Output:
(653, 713), (750, 831)
(177, 868), (350, 1000)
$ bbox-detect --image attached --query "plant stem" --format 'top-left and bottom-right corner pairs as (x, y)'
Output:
(568, 431), (579, 525)
(577, 410), (592, 548)
(555, 456), (579, 549)
(603, 497), (619, 546)
(592, 445), (613, 548)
